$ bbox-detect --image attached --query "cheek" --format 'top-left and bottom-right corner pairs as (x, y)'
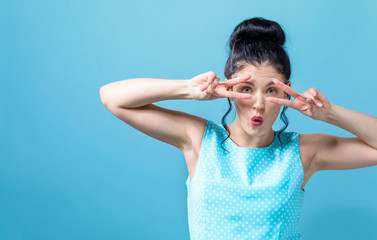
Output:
(266, 102), (282, 114)
(274, 91), (286, 98)
(236, 100), (253, 109)
(268, 101), (283, 110)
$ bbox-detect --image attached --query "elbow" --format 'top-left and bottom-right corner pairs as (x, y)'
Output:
(99, 86), (109, 106)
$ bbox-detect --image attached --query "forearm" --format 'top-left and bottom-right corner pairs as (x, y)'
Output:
(323, 103), (377, 149)
(99, 78), (192, 108)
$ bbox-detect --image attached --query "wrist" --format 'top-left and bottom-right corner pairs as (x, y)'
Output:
(182, 79), (194, 100)
(322, 103), (338, 123)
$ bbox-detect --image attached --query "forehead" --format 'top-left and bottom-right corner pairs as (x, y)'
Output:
(234, 64), (283, 81)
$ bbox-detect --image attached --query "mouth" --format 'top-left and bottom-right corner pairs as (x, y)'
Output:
(251, 116), (264, 126)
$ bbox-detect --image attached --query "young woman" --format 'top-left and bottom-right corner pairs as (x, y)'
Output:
(99, 17), (377, 239)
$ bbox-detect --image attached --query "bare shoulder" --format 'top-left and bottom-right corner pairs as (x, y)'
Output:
(298, 133), (336, 173)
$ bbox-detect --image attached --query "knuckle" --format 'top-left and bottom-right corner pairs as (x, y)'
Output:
(208, 71), (215, 77)
(309, 88), (317, 93)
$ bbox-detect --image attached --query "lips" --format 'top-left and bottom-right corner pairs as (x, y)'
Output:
(251, 116), (264, 122)
(251, 116), (263, 126)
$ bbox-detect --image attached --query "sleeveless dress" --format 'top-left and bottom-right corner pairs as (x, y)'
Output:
(186, 119), (305, 240)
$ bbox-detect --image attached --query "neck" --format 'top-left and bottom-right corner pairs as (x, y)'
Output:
(227, 121), (275, 148)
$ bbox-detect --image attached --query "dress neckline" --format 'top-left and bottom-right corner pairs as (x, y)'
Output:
(220, 124), (278, 150)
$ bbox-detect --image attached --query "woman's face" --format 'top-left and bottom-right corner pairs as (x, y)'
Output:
(229, 63), (291, 135)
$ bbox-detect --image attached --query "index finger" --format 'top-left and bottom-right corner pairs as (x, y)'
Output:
(218, 90), (253, 99)
(221, 74), (252, 86)
(272, 78), (301, 99)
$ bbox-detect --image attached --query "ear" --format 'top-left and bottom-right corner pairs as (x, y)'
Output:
(225, 78), (235, 101)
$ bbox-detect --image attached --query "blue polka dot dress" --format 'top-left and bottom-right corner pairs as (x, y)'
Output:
(186, 119), (305, 239)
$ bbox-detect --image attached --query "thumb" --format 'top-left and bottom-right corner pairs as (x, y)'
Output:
(207, 71), (216, 83)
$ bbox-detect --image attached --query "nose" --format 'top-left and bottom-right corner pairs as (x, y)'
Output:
(251, 92), (266, 111)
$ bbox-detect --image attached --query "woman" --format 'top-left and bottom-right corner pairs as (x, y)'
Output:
(99, 17), (377, 239)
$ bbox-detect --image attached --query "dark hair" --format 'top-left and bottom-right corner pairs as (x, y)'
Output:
(221, 17), (292, 153)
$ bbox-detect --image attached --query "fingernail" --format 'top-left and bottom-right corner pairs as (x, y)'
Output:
(317, 103), (322, 107)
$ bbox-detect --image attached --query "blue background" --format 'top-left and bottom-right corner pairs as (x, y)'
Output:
(2, 0), (377, 239)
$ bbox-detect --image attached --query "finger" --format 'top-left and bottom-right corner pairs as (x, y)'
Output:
(200, 82), (210, 91)
(309, 89), (323, 107)
(302, 92), (314, 104)
(272, 78), (301, 99)
(206, 83), (213, 93)
(212, 76), (220, 86)
(266, 96), (297, 109)
(207, 71), (216, 84)
(304, 91), (322, 108)
(313, 90), (327, 104)
(312, 95), (322, 107)
(222, 74), (252, 86)
(207, 80), (218, 94)
(211, 79), (219, 88)
(220, 91), (253, 99)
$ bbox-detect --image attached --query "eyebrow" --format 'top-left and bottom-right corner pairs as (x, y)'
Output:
(242, 81), (276, 87)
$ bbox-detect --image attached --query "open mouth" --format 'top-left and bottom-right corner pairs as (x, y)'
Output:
(251, 119), (263, 126)
(251, 116), (264, 122)
(251, 115), (263, 126)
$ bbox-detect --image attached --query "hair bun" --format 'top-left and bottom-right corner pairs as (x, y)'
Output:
(229, 17), (286, 49)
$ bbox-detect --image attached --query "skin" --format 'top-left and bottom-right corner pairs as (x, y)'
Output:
(198, 61), (377, 168)
(102, 63), (377, 190)
(198, 62), (332, 149)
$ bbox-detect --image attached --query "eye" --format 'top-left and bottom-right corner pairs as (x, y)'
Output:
(268, 88), (278, 94)
(241, 87), (278, 94)
(241, 87), (251, 93)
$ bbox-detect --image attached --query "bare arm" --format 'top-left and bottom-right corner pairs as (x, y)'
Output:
(322, 103), (377, 149)
(99, 72), (252, 151)
(265, 78), (377, 172)
(312, 103), (377, 171)
(99, 77), (201, 151)
(99, 78), (192, 108)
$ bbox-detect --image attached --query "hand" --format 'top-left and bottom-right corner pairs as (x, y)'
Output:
(189, 71), (254, 101)
(266, 78), (331, 121)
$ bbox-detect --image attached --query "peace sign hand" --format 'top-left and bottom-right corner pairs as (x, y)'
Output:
(266, 78), (332, 121)
(189, 71), (253, 101)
